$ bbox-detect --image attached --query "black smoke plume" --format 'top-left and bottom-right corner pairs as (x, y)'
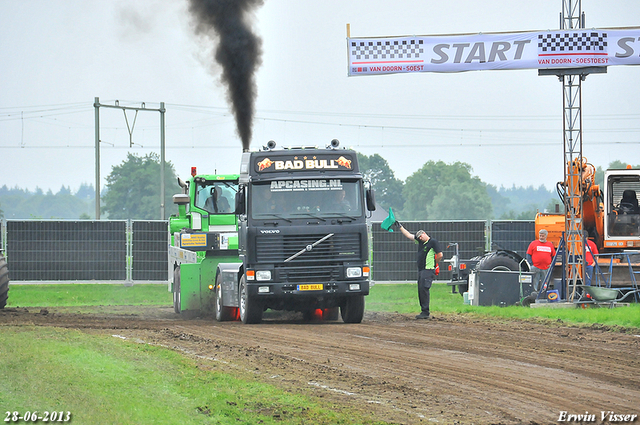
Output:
(189, 0), (263, 151)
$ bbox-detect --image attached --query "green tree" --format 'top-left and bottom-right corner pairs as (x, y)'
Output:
(494, 184), (556, 219)
(402, 160), (493, 220)
(102, 153), (178, 219)
(545, 198), (562, 214)
(486, 184), (511, 218)
(427, 180), (493, 220)
(608, 160), (631, 169)
(76, 182), (95, 201)
(0, 185), (93, 219)
(356, 152), (404, 213)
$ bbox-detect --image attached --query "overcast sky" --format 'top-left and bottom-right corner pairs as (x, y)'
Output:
(1, 0), (639, 195)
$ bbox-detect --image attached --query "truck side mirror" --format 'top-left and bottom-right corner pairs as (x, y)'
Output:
(173, 194), (190, 219)
(366, 188), (376, 211)
(235, 187), (246, 215)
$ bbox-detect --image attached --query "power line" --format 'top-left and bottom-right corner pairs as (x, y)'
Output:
(2, 101), (640, 135)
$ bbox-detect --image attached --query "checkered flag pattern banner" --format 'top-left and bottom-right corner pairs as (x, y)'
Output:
(351, 39), (424, 61)
(347, 28), (640, 76)
(538, 31), (607, 54)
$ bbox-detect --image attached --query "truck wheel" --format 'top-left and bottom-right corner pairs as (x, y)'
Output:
(238, 275), (262, 324)
(215, 274), (235, 322)
(0, 254), (9, 309)
(475, 251), (520, 272)
(173, 266), (181, 314)
(341, 295), (365, 323)
(457, 283), (469, 295)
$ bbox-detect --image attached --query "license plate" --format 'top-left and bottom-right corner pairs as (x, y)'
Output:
(297, 284), (323, 291)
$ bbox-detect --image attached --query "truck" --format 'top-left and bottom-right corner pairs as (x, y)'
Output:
(447, 158), (640, 299)
(168, 170), (241, 318)
(169, 139), (376, 324)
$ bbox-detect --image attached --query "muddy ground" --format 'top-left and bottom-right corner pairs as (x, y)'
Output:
(1, 306), (639, 424)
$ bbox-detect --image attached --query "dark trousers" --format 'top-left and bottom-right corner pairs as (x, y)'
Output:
(417, 268), (435, 315)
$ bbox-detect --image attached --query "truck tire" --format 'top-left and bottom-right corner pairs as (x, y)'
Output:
(173, 266), (181, 314)
(475, 251), (520, 272)
(215, 274), (235, 322)
(341, 295), (365, 323)
(0, 254), (8, 309)
(238, 275), (262, 324)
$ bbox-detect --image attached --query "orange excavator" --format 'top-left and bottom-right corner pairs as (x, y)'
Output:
(536, 157), (640, 288)
(447, 158), (640, 300)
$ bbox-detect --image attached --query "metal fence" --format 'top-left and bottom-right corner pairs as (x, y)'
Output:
(1, 219), (534, 283)
(3, 220), (167, 282)
(489, 220), (535, 254)
(371, 220), (535, 282)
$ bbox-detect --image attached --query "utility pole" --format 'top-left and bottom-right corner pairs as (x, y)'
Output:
(539, 0), (606, 299)
(93, 97), (167, 220)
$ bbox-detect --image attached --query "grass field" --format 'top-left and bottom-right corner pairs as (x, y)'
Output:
(368, 282), (640, 329)
(0, 326), (384, 425)
(2, 282), (638, 424)
(6, 283), (171, 307)
(7, 282), (640, 328)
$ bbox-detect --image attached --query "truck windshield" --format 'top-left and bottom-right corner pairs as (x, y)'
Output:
(194, 181), (237, 214)
(250, 179), (362, 220)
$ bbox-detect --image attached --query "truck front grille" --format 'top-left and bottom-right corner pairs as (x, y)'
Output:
(279, 266), (341, 284)
(255, 233), (361, 264)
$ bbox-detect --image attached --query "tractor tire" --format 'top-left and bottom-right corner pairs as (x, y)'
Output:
(341, 295), (365, 323)
(215, 274), (235, 322)
(475, 251), (520, 272)
(0, 254), (8, 309)
(173, 266), (181, 314)
(238, 275), (263, 324)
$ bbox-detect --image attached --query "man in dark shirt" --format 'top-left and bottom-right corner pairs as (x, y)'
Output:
(398, 224), (443, 319)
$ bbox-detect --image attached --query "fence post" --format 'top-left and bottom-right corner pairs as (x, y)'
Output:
(125, 219), (133, 286)
(485, 220), (491, 253)
(1, 218), (6, 253)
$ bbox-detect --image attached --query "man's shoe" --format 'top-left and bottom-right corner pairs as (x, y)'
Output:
(415, 313), (431, 319)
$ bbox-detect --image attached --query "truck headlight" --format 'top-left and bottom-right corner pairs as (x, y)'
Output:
(346, 267), (362, 278)
(256, 270), (272, 281)
(349, 283), (361, 291)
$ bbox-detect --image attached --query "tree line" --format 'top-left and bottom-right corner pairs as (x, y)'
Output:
(0, 153), (635, 221)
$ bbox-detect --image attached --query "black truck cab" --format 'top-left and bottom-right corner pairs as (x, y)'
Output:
(233, 140), (376, 323)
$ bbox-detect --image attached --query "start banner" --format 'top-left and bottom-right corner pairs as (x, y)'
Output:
(347, 28), (640, 75)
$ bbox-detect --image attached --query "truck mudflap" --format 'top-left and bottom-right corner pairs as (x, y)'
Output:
(217, 262), (242, 308)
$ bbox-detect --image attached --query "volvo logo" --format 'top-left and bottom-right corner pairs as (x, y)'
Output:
(260, 229), (280, 234)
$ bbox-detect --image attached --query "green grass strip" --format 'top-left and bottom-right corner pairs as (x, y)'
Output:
(0, 326), (384, 425)
(7, 282), (640, 329)
(367, 283), (640, 329)
(7, 284), (172, 307)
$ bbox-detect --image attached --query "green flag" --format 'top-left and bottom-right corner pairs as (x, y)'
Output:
(381, 207), (396, 232)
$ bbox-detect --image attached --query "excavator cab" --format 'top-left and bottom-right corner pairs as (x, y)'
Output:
(604, 170), (640, 242)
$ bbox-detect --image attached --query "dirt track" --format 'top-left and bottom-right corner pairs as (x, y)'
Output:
(2, 306), (639, 424)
